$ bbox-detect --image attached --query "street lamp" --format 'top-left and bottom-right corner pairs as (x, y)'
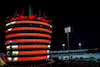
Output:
(78, 42), (82, 49)
(62, 44), (65, 50)
(64, 26), (71, 50)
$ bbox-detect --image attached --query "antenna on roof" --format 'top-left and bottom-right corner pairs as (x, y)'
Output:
(43, 13), (45, 18)
(43, 13), (47, 18)
(22, 8), (24, 15)
(31, 8), (33, 15)
(14, 10), (17, 17)
(29, 5), (31, 15)
(39, 10), (41, 17)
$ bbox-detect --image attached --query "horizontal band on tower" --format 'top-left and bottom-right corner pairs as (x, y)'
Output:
(6, 45), (50, 50)
(7, 55), (50, 62)
(7, 50), (49, 56)
(5, 27), (52, 33)
(5, 21), (52, 27)
(6, 39), (51, 45)
(5, 33), (51, 38)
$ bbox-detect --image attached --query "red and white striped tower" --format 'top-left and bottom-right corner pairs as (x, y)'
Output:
(4, 7), (52, 63)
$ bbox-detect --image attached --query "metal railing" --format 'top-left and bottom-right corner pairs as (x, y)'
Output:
(50, 49), (88, 54)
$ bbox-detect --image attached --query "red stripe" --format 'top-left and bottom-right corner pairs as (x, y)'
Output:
(18, 50), (48, 55)
(18, 45), (49, 49)
(17, 55), (48, 61)
(5, 33), (51, 38)
(5, 29), (8, 33)
(16, 21), (50, 27)
(2, 53), (8, 62)
(5, 27), (51, 33)
(6, 39), (51, 44)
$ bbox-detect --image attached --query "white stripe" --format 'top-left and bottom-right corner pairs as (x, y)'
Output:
(7, 51), (10, 54)
(50, 25), (52, 28)
(11, 21), (16, 24)
(8, 28), (12, 31)
(7, 57), (18, 62)
(12, 45), (18, 49)
(48, 45), (51, 48)
(6, 21), (15, 26)
(13, 57), (18, 61)
(6, 46), (10, 50)
(47, 50), (49, 53)
(6, 23), (11, 26)
(12, 51), (18, 55)
(47, 55), (50, 58)
(7, 57), (12, 61)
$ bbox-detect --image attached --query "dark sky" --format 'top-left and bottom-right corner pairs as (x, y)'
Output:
(0, 1), (100, 52)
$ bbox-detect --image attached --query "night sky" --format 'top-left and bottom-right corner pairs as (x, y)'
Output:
(0, 1), (100, 52)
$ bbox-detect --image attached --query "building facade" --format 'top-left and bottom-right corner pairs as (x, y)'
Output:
(4, 8), (52, 64)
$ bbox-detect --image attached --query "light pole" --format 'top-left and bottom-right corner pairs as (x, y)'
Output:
(64, 26), (71, 50)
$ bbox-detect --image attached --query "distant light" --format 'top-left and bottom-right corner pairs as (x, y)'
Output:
(78, 43), (81, 46)
(62, 44), (65, 47)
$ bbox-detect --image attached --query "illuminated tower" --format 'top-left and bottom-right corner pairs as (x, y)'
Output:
(4, 7), (52, 64)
